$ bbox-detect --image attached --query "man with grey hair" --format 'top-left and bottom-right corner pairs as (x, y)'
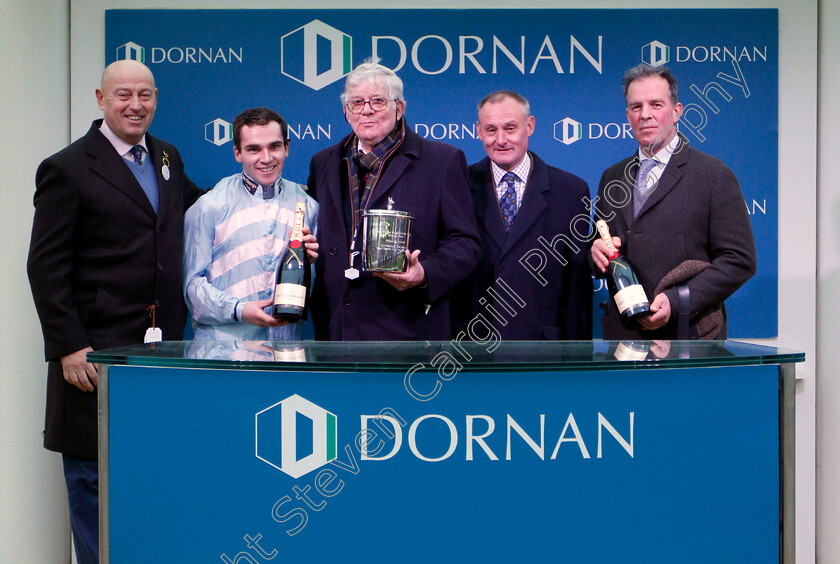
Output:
(452, 90), (592, 339)
(307, 60), (480, 340)
(590, 64), (756, 339)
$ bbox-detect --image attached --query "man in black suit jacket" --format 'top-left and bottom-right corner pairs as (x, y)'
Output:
(26, 60), (202, 564)
(307, 60), (480, 340)
(453, 90), (592, 340)
(590, 64), (756, 339)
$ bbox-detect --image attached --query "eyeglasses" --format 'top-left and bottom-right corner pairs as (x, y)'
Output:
(345, 97), (395, 114)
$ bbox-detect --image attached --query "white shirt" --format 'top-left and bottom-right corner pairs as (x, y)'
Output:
(99, 120), (148, 163)
(490, 152), (532, 212)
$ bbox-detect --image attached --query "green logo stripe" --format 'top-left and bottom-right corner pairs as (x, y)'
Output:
(327, 412), (337, 461)
(343, 35), (352, 73)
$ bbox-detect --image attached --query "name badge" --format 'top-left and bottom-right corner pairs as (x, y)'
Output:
(345, 250), (360, 279)
(161, 150), (171, 181)
(344, 268), (359, 280)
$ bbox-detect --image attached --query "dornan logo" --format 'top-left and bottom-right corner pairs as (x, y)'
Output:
(641, 40), (669, 67)
(554, 117), (633, 146)
(554, 117), (583, 145)
(641, 40), (768, 66)
(117, 41), (145, 63)
(205, 118), (233, 146)
(116, 40), (243, 64)
(256, 395), (337, 479)
(281, 20), (352, 91)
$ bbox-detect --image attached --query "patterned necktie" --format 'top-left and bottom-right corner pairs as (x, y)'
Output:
(130, 144), (144, 165)
(262, 183), (274, 200)
(499, 172), (517, 231)
(633, 158), (659, 217)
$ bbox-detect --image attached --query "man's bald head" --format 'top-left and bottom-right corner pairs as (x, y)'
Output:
(100, 59), (155, 91)
(96, 60), (158, 145)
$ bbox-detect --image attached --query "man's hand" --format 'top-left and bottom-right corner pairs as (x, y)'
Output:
(301, 225), (319, 262)
(374, 249), (426, 291)
(242, 298), (287, 327)
(591, 236), (622, 273)
(638, 293), (671, 330)
(60, 347), (97, 392)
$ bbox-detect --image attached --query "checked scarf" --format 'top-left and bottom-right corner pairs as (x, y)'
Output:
(344, 119), (405, 233)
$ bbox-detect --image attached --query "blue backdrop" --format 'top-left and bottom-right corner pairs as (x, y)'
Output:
(106, 9), (778, 337)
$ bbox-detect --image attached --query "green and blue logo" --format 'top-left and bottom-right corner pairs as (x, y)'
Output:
(256, 395), (337, 479)
(281, 20), (352, 91)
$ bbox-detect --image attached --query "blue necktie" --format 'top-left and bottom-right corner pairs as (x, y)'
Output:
(130, 144), (144, 165)
(499, 172), (517, 231)
(633, 158), (659, 217)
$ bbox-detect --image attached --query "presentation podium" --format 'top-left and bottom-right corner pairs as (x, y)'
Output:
(91, 340), (802, 563)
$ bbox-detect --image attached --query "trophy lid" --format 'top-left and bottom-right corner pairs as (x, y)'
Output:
(361, 209), (414, 219)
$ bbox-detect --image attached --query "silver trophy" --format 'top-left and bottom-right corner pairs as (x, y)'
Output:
(361, 198), (414, 272)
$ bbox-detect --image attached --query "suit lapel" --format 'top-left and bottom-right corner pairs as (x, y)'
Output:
(321, 146), (345, 217)
(368, 152), (410, 209)
(322, 144), (351, 250)
(636, 139), (688, 220)
(620, 154), (639, 228)
(471, 159), (507, 255)
(147, 136), (168, 223)
(85, 124), (156, 219)
(365, 126), (421, 210)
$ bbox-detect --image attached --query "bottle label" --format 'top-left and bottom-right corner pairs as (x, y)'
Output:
(274, 283), (306, 308)
(614, 284), (649, 314)
(273, 347), (307, 362)
(614, 342), (649, 361)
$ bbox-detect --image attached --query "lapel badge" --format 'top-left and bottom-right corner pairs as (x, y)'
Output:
(161, 150), (171, 181)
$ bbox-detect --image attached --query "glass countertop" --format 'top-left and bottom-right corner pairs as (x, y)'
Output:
(87, 340), (804, 373)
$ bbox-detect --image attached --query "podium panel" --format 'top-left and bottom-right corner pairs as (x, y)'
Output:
(92, 341), (801, 563)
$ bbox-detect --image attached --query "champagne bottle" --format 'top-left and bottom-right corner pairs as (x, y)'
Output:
(273, 202), (310, 321)
(595, 219), (650, 320)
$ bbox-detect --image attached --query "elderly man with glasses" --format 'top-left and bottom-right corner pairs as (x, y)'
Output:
(307, 59), (481, 341)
